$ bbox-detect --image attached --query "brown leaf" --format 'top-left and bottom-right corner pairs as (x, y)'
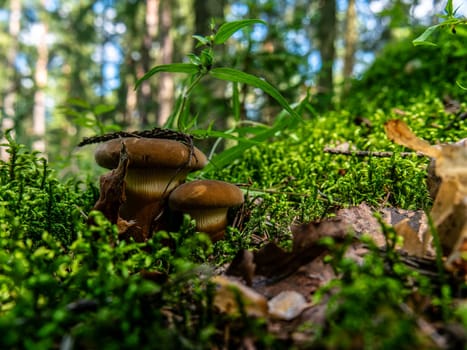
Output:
(385, 121), (467, 277)
(211, 275), (268, 318)
(90, 141), (129, 226)
(225, 250), (256, 286)
(228, 218), (349, 282)
(434, 189), (467, 255)
(394, 218), (425, 257)
(435, 142), (467, 180)
(384, 119), (440, 158)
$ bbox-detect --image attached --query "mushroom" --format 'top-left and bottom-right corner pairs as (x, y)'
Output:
(94, 137), (208, 241)
(168, 179), (244, 242)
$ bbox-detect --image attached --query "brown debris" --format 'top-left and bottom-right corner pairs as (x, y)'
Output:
(89, 141), (139, 239)
(227, 218), (350, 284)
(385, 119), (467, 277)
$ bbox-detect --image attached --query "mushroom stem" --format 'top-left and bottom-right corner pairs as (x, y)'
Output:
(184, 208), (229, 242)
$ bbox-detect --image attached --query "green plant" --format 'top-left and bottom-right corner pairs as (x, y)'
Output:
(61, 98), (120, 135)
(413, 0), (467, 47)
(0, 132), (97, 246)
(135, 19), (305, 172)
(413, 0), (467, 90)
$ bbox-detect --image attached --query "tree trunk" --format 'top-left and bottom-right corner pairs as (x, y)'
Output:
(32, 7), (48, 155)
(156, 0), (174, 126)
(138, 0), (159, 127)
(343, 0), (357, 92)
(343, 0), (357, 78)
(1, 0), (21, 160)
(194, 0), (225, 36)
(316, 0), (336, 109)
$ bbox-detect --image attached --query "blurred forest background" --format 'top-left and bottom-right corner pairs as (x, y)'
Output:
(0, 0), (465, 166)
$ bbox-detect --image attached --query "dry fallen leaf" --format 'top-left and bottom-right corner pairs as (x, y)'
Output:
(394, 218), (425, 257)
(385, 120), (467, 277)
(384, 119), (440, 158)
(227, 218), (350, 283)
(90, 141), (143, 241)
(211, 275), (268, 318)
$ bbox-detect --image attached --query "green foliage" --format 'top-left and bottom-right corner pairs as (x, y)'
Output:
(136, 18), (300, 128)
(413, 0), (467, 46)
(0, 184), (217, 349)
(61, 98), (121, 135)
(0, 133), (97, 246)
(0, 140), (280, 348)
(205, 96), (460, 238)
(343, 29), (467, 112)
(136, 19), (303, 172)
(312, 232), (436, 349)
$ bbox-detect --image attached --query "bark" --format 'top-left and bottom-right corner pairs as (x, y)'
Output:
(156, 0), (174, 126)
(1, 0), (21, 160)
(32, 10), (48, 155)
(194, 0), (225, 36)
(316, 0), (336, 109)
(138, 0), (159, 127)
(343, 0), (357, 79)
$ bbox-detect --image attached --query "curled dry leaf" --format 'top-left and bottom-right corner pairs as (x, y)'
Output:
(90, 141), (140, 240)
(385, 119), (467, 277)
(384, 119), (440, 158)
(211, 275), (268, 318)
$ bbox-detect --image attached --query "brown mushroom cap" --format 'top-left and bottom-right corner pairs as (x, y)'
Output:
(168, 180), (244, 241)
(168, 179), (244, 211)
(94, 137), (207, 170)
(94, 137), (208, 198)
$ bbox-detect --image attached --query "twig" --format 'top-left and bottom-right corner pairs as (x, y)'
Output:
(77, 127), (193, 147)
(323, 147), (426, 158)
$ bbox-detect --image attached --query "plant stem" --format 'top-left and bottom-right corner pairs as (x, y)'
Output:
(174, 72), (206, 131)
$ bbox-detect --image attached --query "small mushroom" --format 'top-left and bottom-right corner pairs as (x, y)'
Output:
(168, 179), (244, 242)
(94, 137), (207, 240)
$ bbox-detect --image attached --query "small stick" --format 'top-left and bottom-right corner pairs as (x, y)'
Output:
(77, 127), (193, 147)
(323, 147), (426, 158)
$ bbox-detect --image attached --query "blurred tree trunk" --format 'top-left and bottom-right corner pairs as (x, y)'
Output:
(156, 0), (174, 126)
(343, 0), (357, 92)
(32, 3), (49, 154)
(316, 0), (336, 110)
(1, 0), (21, 160)
(138, 0), (159, 127)
(193, 0), (226, 118)
(194, 0), (224, 36)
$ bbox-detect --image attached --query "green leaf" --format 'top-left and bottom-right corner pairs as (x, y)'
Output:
(192, 35), (210, 47)
(66, 98), (90, 109)
(412, 25), (440, 46)
(232, 82), (241, 122)
(190, 129), (259, 143)
(445, 0), (453, 17)
(213, 19), (266, 45)
(456, 80), (467, 90)
(135, 63), (199, 89)
(93, 104), (115, 116)
(210, 67), (301, 122)
(200, 48), (213, 67)
(202, 110), (301, 173)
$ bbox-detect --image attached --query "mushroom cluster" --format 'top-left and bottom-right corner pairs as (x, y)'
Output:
(93, 136), (244, 242)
